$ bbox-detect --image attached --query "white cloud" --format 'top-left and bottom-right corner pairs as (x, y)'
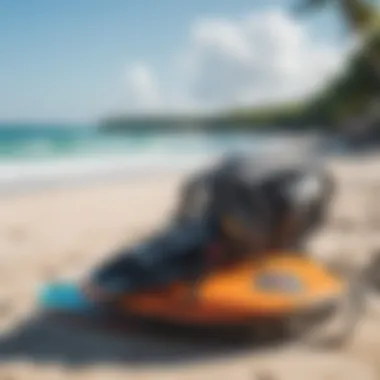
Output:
(124, 9), (351, 113)
(125, 63), (160, 111)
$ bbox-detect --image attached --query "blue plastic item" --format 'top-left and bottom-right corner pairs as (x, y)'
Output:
(38, 282), (96, 314)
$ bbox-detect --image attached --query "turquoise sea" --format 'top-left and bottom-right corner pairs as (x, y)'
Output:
(0, 123), (325, 190)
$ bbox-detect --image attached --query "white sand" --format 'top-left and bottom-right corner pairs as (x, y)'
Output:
(0, 156), (380, 379)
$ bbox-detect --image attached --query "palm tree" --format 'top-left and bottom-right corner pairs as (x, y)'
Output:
(294, 0), (379, 122)
(294, 0), (379, 75)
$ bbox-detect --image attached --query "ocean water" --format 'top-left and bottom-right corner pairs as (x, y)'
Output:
(0, 123), (323, 191)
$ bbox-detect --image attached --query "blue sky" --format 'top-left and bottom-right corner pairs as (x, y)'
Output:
(0, 0), (346, 123)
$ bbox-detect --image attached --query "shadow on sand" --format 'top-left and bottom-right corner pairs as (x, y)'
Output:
(0, 311), (283, 368)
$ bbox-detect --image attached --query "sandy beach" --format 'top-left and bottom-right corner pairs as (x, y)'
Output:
(0, 154), (380, 379)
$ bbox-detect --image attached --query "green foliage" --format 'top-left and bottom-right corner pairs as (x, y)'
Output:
(305, 26), (380, 127)
(216, 102), (310, 129)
